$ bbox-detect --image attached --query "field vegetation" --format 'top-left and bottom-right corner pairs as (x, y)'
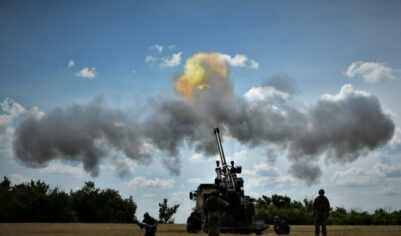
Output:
(255, 194), (401, 225)
(1, 224), (401, 236)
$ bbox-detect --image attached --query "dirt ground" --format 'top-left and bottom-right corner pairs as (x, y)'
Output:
(1, 223), (401, 236)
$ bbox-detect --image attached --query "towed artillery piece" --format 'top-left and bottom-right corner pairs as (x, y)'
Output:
(186, 128), (269, 235)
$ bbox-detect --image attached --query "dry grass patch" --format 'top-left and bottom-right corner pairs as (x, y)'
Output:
(1, 224), (401, 235)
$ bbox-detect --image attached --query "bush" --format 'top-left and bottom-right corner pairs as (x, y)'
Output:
(255, 194), (401, 225)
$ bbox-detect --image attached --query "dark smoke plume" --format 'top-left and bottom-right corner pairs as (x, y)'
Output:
(13, 99), (148, 176)
(12, 53), (395, 184)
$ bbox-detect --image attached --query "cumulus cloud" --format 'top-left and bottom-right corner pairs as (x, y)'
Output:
(250, 60), (259, 69)
(345, 61), (397, 83)
(247, 175), (295, 188)
(1, 98), (43, 158)
(245, 86), (290, 102)
(244, 163), (280, 177)
(145, 52), (183, 68)
(9, 173), (33, 184)
(150, 44), (163, 53)
(189, 153), (205, 163)
(68, 60), (75, 68)
(160, 52), (183, 68)
(333, 162), (401, 195)
(125, 176), (174, 189)
(142, 193), (156, 198)
(374, 163), (401, 178)
(244, 163), (296, 188)
(218, 53), (259, 69)
(378, 185), (401, 196)
(39, 163), (84, 177)
(332, 167), (372, 186)
(187, 178), (203, 184)
(145, 55), (158, 63)
(76, 67), (96, 79)
(232, 150), (248, 161)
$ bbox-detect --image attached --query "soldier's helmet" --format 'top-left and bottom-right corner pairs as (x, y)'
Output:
(319, 189), (325, 195)
(274, 215), (280, 221)
(144, 212), (150, 217)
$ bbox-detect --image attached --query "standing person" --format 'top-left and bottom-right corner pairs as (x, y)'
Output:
(139, 212), (158, 236)
(313, 189), (330, 236)
(205, 191), (229, 236)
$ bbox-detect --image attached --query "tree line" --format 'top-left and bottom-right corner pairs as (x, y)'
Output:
(0, 176), (179, 223)
(255, 194), (401, 225)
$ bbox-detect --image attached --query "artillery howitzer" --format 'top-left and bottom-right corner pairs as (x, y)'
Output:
(186, 128), (269, 235)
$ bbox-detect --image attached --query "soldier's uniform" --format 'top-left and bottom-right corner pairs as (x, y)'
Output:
(142, 213), (158, 236)
(186, 211), (202, 233)
(313, 189), (330, 236)
(273, 216), (290, 235)
(205, 192), (229, 236)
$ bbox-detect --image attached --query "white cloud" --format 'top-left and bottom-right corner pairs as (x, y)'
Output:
(320, 84), (370, 102)
(168, 44), (176, 50)
(250, 60), (259, 69)
(76, 67), (96, 79)
(189, 153), (205, 163)
(218, 53), (259, 69)
(187, 178), (203, 184)
(244, 163), (293, 188)
(332, 167), (372, 186)
(247, 175), (295, 188)
(68, 60), (75, 68)
(142, 193), (156, 198)
(145, 55), (158, 63)
(0, 98), (44, 158)
(232, 150), (248, 161)
(244, 163), (280, 177)
(345, 61), (396, 83)
(150, 44), (163, 53)
(9, 174), (33, 184)
(378, 185), (401, 196)
(244, 86), (290, 102)
(125, 176), (174, 189)
(390, 127), (401, 147)
(39, 163), (84, 177)
(160, 52), (183, 68)
(374, 163), (401, 178)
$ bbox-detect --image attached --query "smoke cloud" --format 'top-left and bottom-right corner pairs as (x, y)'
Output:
(12, 52), (395, 184)
(13, 99), (149, 176)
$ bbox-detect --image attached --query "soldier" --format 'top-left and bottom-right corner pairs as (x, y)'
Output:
(273, 216), (290, 235)
(186, 211), (202, 233)
(313, 189), (330, 236)
(205, 191), (230, 236)
(139, 212), (158, 236)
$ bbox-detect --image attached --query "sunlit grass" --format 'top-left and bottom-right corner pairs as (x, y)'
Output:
(1, 224), (401, 235)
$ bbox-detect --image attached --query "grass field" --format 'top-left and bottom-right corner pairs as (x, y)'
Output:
(1, 224), (401, 236)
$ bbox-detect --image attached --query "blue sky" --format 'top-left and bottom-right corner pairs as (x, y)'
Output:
(1, 0), (401, 223)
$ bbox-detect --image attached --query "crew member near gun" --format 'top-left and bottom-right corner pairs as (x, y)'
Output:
(205, 191), (229, 236)
(313, 189), (330, 236)
(141, 212), (158, 236)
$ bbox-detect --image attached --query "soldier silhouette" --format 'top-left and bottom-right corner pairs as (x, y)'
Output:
(205, 191), (229, 236)
(313, 189), (330, 236)
(139, 212), (158, 236)
(273, 215), (290, 235)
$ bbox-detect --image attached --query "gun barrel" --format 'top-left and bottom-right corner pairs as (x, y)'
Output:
(213, 128), (227, 167)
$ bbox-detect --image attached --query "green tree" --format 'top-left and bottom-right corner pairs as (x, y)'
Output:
(158, 198), (180, 224)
